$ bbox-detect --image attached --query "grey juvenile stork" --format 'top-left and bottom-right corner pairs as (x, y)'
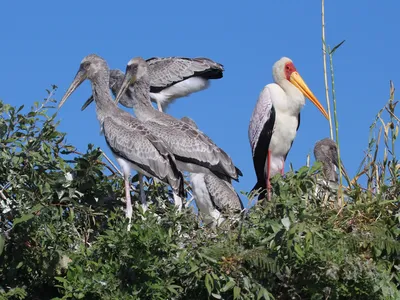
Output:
(114, 57), (242, 184)
(58, 54), (185, 229)
(249, 57), (329, 200)
(313, 138), (351, 203)
(180, 116), (244, 227)
(81, 56), (224, 112)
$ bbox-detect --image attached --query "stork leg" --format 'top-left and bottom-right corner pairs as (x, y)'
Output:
(138, 174), (148, 212)
(281, 159), (285, 176)
(266, 150), (272, 201)
(156, 101), (163, 112)
(124, 177), (133, 231)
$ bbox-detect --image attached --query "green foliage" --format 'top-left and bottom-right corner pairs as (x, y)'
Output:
(1, 86), (399, 300)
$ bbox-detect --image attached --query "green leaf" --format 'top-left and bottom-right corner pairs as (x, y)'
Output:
(281, 217), (291, 231)
(13, 213), (34, 226)
(211, 293), (222, 299)
(166, 285), (181, 296)
(0, 234), (5, 256)
(233, 286), (241, 299)
(329, 40), (346, 55)
(205, 273), (213, 295)
(294, 244), (304, 259)
(221, 280), (236, 292)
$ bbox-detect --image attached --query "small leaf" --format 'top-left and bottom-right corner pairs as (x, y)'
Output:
(205, 273), (213, 295)
(221, 280), (236, 292)
(211, 293), (222, 299)
(281, 217), (291, 231)
(13, 213), (34, 226)
(329, 40), (346, 55)
(233, 286), (241, 299)
(294, 244), (304, 259)
(0, 234), (5, 256)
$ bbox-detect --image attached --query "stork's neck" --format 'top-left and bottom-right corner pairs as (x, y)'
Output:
(322, 161), (338, 183)
(276, 80), (305, 115)
(91, 72), (119, 124)
(128, 75), (158, 122)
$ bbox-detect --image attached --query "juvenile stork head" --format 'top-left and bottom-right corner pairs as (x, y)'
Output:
(115, 57), (149, 104)
(314, 138), (348, 182)
(59, 54), (109, 108)
(272, 57), (329, 119)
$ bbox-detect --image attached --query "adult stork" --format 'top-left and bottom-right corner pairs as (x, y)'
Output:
(81, 56), (224, 112)
(58, 54), (185, 229)
(181, 116), (243, 227)
(114, 57), (242, 183)
(249, 57), (329, 200)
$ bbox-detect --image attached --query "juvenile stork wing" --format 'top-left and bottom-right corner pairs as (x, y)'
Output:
(145, 115), (242, 181)
(102, 116), (184, 196)
(248, 85), (276, 191)
(146, 57), (224, 93)
(204, 174), (244, 212)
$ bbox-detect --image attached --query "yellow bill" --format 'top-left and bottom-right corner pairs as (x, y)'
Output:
(290, 72), (329, 120)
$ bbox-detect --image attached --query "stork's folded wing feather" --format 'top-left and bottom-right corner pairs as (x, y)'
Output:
(204, 174), (243, 212)
(146, 57), (224, 91)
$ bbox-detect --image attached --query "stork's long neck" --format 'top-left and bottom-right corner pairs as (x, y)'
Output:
(276, 80), (305, 116)
(323, 161), (338, 183)
(128, 74), (158, 122)
(91, 71), (120, 125)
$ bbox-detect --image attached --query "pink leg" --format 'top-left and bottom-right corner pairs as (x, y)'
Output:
(280, 159), (285, 176)
(266, 150), (272, 200)
(125, 177), (132, 231)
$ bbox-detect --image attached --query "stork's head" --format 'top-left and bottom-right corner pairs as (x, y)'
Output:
(272, 57), (329, 120)
(115, 57), (149, 104)
(59, 54), (109, 109)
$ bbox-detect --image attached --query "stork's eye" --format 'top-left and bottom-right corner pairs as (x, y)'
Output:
(82, 61), (91, 70)
(286, 65), (290, 70)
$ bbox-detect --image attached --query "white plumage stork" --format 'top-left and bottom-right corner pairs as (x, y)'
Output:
(249, 57), (329, 200)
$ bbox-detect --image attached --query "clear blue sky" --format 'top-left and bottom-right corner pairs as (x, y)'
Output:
(1, 0), (399, 207)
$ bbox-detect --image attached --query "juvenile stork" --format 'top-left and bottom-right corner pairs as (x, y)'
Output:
(58, 54), (185, 229)
(313, 138), (351, 203)
(249, 57), (329, 200)
(81, 56), (224, 112)
(114, 57), (242, 183)
(181, 116), (244, 227)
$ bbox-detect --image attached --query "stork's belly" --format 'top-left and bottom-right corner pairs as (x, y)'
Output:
(270, 115), (298, 155)
(267, 115), (299, 176)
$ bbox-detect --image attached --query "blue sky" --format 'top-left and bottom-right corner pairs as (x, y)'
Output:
(1, 0), (399, 207)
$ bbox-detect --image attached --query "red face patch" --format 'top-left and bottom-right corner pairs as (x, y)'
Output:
(284, 62), (297, 81)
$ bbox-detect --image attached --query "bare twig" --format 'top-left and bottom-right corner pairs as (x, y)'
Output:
(35, 86), (57, 113)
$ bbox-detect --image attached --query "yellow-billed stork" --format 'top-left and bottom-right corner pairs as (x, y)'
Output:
(249, 57), (329, 200)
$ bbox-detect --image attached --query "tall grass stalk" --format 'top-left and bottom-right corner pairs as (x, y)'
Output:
(321, 0), (334, 139)
(328, 44), (345, 208)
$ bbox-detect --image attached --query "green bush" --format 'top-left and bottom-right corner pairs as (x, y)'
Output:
(0, 84), (399, 300)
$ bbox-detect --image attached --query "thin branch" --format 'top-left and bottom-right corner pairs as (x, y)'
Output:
(35, 87), (57, 113)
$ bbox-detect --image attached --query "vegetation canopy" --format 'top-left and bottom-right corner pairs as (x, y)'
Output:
(0, 75), (399, 300)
